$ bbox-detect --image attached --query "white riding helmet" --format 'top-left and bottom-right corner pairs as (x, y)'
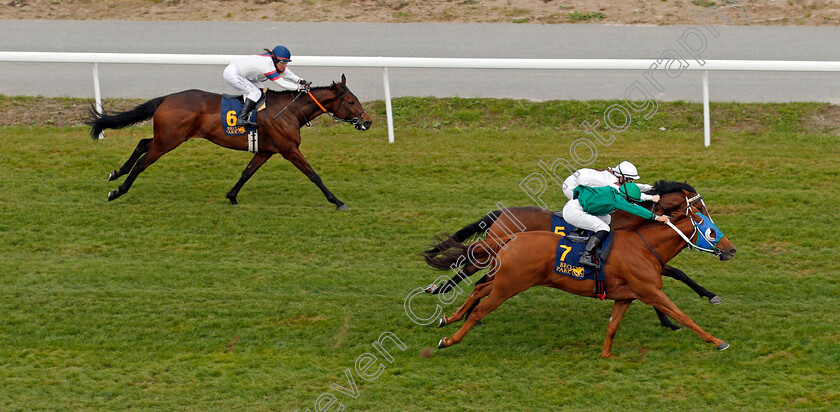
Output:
(613, 161), (640, 180)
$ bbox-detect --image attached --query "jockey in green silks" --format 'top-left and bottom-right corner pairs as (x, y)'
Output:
(565, 182), (671, 268)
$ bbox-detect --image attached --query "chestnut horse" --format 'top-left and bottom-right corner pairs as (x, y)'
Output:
(422, 181), (721, 330)
(86, 75), (372, 209)
(426, 183), (737, 357)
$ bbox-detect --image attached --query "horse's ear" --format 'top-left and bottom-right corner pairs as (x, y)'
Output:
(341, 73), (346, 85)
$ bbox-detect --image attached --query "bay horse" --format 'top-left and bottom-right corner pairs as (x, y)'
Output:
(426, 183), (737, 357)
(422, 180), (721, 331)
(86, 75), (372, 209)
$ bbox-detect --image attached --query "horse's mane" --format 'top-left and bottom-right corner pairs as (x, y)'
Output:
(648, 180), (697, 195)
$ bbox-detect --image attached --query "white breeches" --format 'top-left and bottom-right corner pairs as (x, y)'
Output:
(562, 174), (577, 200)
(223, 63), (263, 102)
(562, 199), (611, 232)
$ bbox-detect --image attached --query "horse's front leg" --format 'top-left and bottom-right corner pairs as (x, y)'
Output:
(227, 152), (273, 205)
(283, 147), (348, 210)
(662, 265), (721, 304)
(602, 299), (633, 358)
(640, 289), (729, 351)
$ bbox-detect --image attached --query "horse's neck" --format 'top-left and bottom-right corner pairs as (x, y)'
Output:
(636, 215), (694, 264)
(301, 89), (334, 118)
(272, 90), (332, 125)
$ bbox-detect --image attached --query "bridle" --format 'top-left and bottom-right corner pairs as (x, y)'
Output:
(663, 193), (723, 256)
(272, 87), (368, 130)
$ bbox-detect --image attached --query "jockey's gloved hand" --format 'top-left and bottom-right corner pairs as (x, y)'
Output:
(298, 83), (311, 93)
(298, 79), (312, 86)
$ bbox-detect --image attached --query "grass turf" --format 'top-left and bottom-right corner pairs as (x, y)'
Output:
(0, 98), (838, 410)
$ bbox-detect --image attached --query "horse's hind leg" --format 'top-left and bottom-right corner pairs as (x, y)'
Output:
(108, 138), (182, 201)
(641, 289), (729, 351)
(226, 153), (273, 205)
(109, 138), (152, 181)
(426, 263), (480, 294)
(439, 279), (494, 327)
(438, 278), (528, 349)
(662, 265), (721, 304)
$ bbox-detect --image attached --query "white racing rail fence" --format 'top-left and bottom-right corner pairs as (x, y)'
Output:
(2, 52), (840, 145)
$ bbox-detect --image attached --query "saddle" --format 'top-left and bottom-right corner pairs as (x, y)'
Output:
(220, 93), (268, 142)
(551, 212), (614, 299)
(552, 212), (592, 243)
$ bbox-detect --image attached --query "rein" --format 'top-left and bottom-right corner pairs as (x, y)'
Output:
(271, 88), (367, 128)
(634, 229), (665, 267)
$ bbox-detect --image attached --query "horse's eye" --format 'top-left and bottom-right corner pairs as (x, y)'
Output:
(704, 228), (717, 240)
(349, 101), (355, 105)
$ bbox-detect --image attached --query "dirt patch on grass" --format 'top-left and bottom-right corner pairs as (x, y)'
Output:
(2, 0), (839, 26)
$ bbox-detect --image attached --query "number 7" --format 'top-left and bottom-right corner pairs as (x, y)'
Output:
(559, 245), (572, 261)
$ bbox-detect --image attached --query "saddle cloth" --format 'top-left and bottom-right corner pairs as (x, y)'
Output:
(551, 213), (614, 299)
(220, 94), (267, 153)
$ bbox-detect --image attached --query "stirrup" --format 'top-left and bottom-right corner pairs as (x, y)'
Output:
(579, 253), (599, 268)
(236, 116), (257, 127)
(566, 229), (589, 243)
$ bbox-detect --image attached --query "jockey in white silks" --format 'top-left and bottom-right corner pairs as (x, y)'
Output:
(561, 161), (656, 201)
(560, 161), (664, 268)
(222, 45), (311, 127)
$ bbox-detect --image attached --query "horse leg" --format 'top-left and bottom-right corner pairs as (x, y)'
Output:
(426, 263), (480, 294)
(438, 279), (527, 349)
(462, 274), (491, 325)
(226, 153), (273, 205)
(439, 279), (494, 327)
(602, 299), (633, 358)
(109, 138), (152, 181)
(640, 289), (729, 351)
(282, 147), (347, 210)
(654, 307), (682, 331)
(662, 265), (721, 304)
(108, 140), (180, 201)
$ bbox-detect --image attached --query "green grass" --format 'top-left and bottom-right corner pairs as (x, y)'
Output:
(0, 98), (839, 410)
(569, 11), (606, 21)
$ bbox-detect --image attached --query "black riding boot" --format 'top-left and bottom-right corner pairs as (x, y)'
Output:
(236, 99), (258, 127)
(579, 230), (609, 268)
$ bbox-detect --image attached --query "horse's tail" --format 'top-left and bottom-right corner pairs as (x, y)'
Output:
(424, 233), (513, 272)
(422, 210), (501, 258)
(86, 96), (167, 140)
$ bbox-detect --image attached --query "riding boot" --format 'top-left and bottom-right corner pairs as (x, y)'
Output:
(236, 99), (258, 127)
(579, 230), (609, 268)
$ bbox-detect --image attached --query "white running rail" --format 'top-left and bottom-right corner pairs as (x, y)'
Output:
(3, 52), (840, 145)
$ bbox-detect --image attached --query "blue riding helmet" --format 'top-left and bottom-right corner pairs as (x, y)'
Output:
(272, 45), (292, 62)
(694, 212), (723, 251)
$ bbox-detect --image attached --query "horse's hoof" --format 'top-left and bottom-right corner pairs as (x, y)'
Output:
(108, 170), (119, 181)
(709, 296), (722, 304)
(666, 324), (682, 331)
(438, 317), (447, 328)
(716, 341), (730, 351)
(107, 190), (121, 201)
(336, 204), (350, 211)
(437, 338), (447, 349)
(424, 283), (438, 294)
(226, 193), (238, 205)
